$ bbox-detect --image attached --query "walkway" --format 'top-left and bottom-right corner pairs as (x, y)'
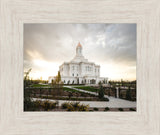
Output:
(64, 86), (136, 108)
(32, 86), (136, 108)
(32, 98), (136, 108)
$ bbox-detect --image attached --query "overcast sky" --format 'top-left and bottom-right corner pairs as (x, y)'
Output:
(24, 23), (136, 81)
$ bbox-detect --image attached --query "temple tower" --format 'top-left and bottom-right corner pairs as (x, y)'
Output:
(76, 42), (83, 56)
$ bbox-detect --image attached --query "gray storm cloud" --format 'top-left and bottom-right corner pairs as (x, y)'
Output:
(24, 23), (136, 80)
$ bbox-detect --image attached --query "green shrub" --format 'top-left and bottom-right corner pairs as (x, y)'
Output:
(61, 102), (70, 109)
(24, 99), (34, 111)
(50, 102), (57, 109)
(79, 104), (89, 111)
(67, 104), (75, 111)
(104, 107), (110, 111)
(93, 108), (99, 111)
(42, 100), (50, 111)
(126, 88), (132, 100)
(89, 110), (93, 112)
(41, 100), (57, 111)
(98, 85), (104, 99)
(129, 108), (136, 111)
(100, 98), (109, 101)
(118, 108), (124, 111)
(33, 100), (41, 108)
(63, 102), (89, 111)
(71, 102), (80, 109)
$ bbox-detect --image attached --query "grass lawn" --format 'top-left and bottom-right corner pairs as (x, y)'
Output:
(64, 85), (85, 87)
(73, 86), (99, 92)
(63, 87), (81, 93)
(63, 87), (95, 95)
(30, 84), (50, 88)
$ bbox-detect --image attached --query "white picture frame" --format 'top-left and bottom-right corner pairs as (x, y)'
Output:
(0, 0), (160, 134)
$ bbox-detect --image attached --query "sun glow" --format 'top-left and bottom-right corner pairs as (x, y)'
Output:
(100, 63), (136, 81)
(28, 59), (60, 80)
(27, 59), (136, 81)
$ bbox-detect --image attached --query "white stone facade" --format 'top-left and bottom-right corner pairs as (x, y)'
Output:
(48, 42), (108, 84)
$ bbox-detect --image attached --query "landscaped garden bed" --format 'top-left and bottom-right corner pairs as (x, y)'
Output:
(26, 86), (109, 101)
(73, 86), (99, 92)
(24, 98), (136, 112)
(24, 100), (89, 111)
(33, 95), (109, 101)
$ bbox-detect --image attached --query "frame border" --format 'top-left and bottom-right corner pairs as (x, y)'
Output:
(0, 0), (160, 135)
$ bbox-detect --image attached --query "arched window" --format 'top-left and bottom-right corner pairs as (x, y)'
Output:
(68, 80), (70, 84)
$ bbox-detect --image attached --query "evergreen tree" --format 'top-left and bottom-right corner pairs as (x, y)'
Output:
(98, 84), (104, 99)
(24, 68), (33, 111)
(24, 68), (32, 88)
(126, 86), (131, 100)
(55, 71), (61, 84)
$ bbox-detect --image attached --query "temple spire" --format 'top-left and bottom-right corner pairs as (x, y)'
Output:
(77, 42), (82, 48)
(76, 42), (82, 56)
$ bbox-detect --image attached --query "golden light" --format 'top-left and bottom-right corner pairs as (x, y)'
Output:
(29, 59), (59, 80)
(100, 63), (136, 81)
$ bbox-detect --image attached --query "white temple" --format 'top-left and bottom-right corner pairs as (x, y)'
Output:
(48, 42), (108, 84)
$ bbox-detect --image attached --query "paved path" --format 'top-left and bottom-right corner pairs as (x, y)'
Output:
(64, 86), (136, 108)
(32, 98), (136, 108)
(32, 86), (136, 108)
